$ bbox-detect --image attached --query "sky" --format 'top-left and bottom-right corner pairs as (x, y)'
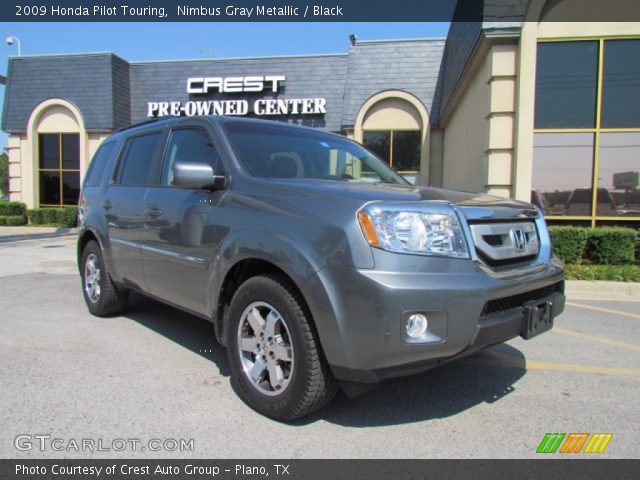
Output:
(0, 22), (451, 149)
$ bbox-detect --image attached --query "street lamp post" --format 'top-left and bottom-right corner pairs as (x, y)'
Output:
(5, 36), (21, 56)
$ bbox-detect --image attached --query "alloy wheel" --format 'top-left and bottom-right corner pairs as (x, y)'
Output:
(84, 253), (101, 303)
(236, 301), (294, 396)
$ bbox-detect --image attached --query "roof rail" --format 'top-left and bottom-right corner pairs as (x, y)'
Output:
(115, 117), (165, 133)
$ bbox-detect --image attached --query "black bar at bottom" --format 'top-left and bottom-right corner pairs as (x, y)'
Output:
(0, 459), (638, 480)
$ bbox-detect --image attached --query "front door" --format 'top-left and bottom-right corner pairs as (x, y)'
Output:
(141, 125), (225, 316)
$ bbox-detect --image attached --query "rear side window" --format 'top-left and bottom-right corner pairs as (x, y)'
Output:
(161, 128), (220, 185)
(84, 141), (116, 187)
(117, 132), (163, 186)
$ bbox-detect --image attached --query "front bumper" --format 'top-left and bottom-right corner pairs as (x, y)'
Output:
(302, 253), (565, 385)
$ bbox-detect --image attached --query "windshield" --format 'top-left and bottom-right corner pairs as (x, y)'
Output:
(223, 120), (409, 185)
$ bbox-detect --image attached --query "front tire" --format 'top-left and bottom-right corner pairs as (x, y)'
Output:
(226, 274), (337, 420)
(80, 240), (128, 316)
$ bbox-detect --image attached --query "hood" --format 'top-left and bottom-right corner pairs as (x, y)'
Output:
(251, 178), (538, 220)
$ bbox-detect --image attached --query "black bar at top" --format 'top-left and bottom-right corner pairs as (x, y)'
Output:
(2, 0), (640, 23)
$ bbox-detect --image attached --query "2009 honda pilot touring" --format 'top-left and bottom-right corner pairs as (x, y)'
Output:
(78, 116), (565, 420)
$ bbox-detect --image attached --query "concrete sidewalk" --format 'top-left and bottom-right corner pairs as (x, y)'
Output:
(565, 280), (640, 302)
(0, 225), (637, 301)
(0, 225), (78, 243)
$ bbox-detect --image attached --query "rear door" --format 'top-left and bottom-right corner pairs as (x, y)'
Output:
(141, 123), (226, 316)
(104, 130), (165, 291)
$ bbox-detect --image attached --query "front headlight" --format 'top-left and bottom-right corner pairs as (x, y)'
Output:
(357, 203), (470, 258)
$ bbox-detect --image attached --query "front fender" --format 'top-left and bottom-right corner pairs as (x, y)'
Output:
(208, 228), (326, 331)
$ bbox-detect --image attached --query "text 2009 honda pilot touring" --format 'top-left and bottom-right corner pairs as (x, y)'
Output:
(78, 116), (565, 420)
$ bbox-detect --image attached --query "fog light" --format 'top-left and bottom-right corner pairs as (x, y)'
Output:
(406, 314), (428, 338)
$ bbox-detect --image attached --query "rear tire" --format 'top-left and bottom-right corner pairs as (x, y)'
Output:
(80, 240), (128, 316)
(226, 274), (337, 420)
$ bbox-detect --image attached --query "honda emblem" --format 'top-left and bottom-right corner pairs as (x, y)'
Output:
(510, 229), (528, 251)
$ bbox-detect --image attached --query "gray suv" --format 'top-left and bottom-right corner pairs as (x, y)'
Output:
(78, 116), (565, 420)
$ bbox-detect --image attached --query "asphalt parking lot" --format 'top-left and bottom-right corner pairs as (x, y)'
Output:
(0, 232), (638, 459)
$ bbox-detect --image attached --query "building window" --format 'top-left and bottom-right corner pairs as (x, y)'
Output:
(363, 130), (421, 184)
(533, 38), (640, 226)
(601, 40), (640, 128)
(598, 133), (640, 216)
(535, 41), (598, 129)
(38, 133), (80, 207)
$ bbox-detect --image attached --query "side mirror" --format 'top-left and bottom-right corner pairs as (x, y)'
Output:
(171, 162), (226, 190)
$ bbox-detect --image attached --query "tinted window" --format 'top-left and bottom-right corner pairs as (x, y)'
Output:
(62, 134), (80, 169)
(62, 172), (81, 205)
(597, 133), (640, 216)
(535, 41), (598, 129)
(532, 133), (595, 217)
(38, 133), (80, 206)
(224, 121), (408, 185)
(162, 128), (219, 185)
(363, 131), (391, 164)
(118, 133), (162, 186)
(39, 134), (59, 169)
(602, 40), (640, 128)
(39, 171), (60, 205)
(84, 142), (116, 187)
(392, 131), (421, 172)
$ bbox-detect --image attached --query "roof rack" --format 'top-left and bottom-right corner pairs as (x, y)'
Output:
(115, 117), (165, 133)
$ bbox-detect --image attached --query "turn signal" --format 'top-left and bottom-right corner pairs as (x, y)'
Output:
(357, 211), (380, 246)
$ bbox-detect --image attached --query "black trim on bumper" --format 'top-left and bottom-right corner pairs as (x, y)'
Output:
(334, 291), (566, 393)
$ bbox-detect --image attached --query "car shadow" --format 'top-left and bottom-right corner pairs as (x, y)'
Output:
(123, 293), (527, 427)
(301, 343), (527, 427)
(123, 292), (231, 377)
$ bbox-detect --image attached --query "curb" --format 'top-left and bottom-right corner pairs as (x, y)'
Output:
(566, 280), (640, 302)
(0, 226), (78, 243)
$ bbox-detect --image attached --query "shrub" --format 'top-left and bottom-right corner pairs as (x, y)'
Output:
(0, 201), (27, 217)
(636, 231), (640, 264)
(42, 208), (59, 224)
(28, 209), (38, 224)
(0, 215), (6, 225)
(27, 207), (77, 227)
(548, 226), (588, 264)
(27, 208), (45, 225)
(5, 215), (27, 226)
(59, 206), (78, 227)
(564, 264), (640, 282)
(585, 228), (636, 265)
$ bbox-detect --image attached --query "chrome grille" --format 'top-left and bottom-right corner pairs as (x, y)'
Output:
(469, 221), (539, 268)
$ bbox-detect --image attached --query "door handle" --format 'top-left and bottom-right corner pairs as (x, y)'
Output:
(144, 206), (163, 217)
(101, 200), (113, 210)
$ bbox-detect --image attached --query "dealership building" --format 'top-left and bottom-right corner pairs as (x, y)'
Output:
(2, 0), (640, 227)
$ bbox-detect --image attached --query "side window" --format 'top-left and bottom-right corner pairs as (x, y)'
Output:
(161, 128), (220, 185)
(84, 141), (116, 187)
(118, 132), (163, 186)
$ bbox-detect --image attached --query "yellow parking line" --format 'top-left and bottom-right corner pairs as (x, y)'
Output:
(523, 360), (640, 376)
(553, 327), (640, 353)
(482, 350), (640, 377)
(567, 302), (640, 320)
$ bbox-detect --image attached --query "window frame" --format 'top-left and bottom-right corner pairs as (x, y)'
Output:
(159, 126), (222, 187)
(37, 132), (81, 207)
(83, 140), (116, 188)
(362, 128), (422, 174)
(534, 36), (640, 227)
